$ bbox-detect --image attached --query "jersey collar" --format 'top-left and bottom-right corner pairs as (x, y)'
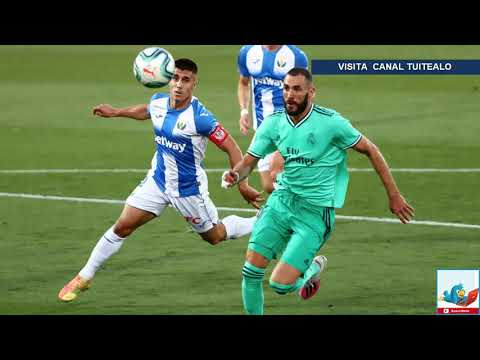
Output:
(168, 96), (193, 112)
(286, 104), (314, 128)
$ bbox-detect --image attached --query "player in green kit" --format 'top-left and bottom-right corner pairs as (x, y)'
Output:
(222, 68), (415, 315)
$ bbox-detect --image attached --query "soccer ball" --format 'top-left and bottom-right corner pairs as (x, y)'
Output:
(133, 47), (175, 88)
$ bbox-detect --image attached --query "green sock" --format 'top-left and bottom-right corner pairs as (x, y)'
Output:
(242, 262), (265, 315)
(269, 280), (297, 294)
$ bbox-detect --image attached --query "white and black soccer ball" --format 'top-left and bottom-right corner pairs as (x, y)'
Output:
(133, 47), (175, 88)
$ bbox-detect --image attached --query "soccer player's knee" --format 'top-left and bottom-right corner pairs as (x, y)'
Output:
(200, 228), (224, 246)
(269, 279), (295, 295)
(204, 236), (221, 246)
(113, 222), (135, 238)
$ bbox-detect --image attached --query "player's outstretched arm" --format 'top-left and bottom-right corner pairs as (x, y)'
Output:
(216, 135), (264, 208)
(237, 75), (251, 135)
(352, 136), (415, 224)
(92, 104), (150, 121)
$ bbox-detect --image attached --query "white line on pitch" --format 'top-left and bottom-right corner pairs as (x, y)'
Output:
(1, 168), (480, 174)
(1, 192), (479, 230)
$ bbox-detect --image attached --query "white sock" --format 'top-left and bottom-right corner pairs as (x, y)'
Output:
(222, 215), (257, 240)
(78, 227), (125, 280)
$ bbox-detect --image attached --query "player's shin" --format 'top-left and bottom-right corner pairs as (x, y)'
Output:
(242, 261), (265, 315)
(269, 261), (321, 294)
(294, 261), (320, 289)
(78, 226), (126, 280)
(221, 215), (256, 240)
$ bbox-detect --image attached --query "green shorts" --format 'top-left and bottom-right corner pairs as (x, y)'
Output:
(248, 189), (335, 274)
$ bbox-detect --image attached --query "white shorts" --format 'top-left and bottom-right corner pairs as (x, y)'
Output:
(257, 152), (273, 172)
(125, 176), (219, 233)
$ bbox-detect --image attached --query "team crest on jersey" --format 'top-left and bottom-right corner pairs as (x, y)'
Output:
(308, 133), (316, 145)
(176, 120), (187, 130)
(276, 56), (287, 68)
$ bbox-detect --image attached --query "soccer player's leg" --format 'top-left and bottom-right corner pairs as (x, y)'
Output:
(295, 207), (334, 300)
(242, 249), (269, 315)
(173, 193), (257, 245)
(268, 229), (321, 297)
(269, 207), (334, 300)
(58, 176), (167, 302)
(242, 198), (291, 315)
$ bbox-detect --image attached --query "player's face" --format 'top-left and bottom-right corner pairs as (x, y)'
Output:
(169, 68), (197, 103)
(283, 75), (315, 116)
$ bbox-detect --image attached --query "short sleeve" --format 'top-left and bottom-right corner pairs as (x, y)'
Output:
(194, 101), (218, 136)
(331, 115), (362, 150)
(237, 46), (250, 77)
(295, 49), (309, 69)
(247, 116), (277, 158)
(148, 92), (168, 117)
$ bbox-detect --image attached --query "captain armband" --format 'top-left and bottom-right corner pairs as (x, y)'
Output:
(208, 124), (230, 146)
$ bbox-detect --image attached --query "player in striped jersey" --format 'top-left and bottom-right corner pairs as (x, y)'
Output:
(58, 58), (263, 302)
(237, 45), (308, 193)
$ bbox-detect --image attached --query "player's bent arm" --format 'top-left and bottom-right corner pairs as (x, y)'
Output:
(238, 75), (251, 135)
(216, 134), (263, 208)
(216, 135), (244, 170)
(269, 150), (284, 179)
(232, 154), (260, 184)
(214, 133), (250, 186)
(352, 136), (400, 198)
(237, 75), (251, 112)
(353, 136), (415, 223)
(92, 104), (150, 121)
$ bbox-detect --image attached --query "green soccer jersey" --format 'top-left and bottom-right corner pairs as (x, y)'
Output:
(247, 104), (362, 208)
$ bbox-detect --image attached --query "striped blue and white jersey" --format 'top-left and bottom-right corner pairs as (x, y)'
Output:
(146, 93), (218, 198)
(237, 45), (308, 129)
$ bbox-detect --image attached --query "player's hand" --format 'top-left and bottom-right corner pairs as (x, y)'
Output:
(221, 170), (240, 188)
(238, 182), (265, 209)
(92, 104), (118, 118)
(389, 193), (415, 224)
(239, 114), (250, 135)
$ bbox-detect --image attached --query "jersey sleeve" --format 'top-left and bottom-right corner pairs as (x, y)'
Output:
(247, 116), (277, 158)
(331, 115), (362, 150)
(148, 92), (168, 117)
(193, 101), (219, 136)
(237, 46), (250, 77)
(295, 48), (309, 69)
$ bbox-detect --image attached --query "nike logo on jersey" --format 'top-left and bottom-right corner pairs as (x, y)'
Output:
(155, 136), (186, 153)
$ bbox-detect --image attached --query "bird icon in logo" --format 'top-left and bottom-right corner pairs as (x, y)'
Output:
(439, 283), (478, 307)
